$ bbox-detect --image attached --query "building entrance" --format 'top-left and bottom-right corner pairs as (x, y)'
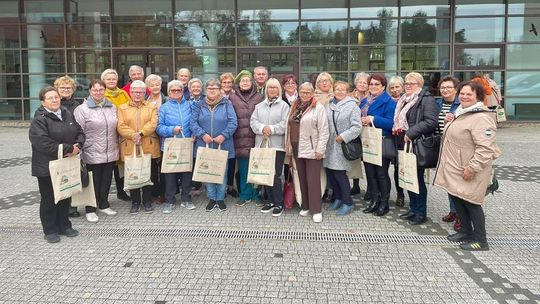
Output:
(114, 50), (173, 92)
(237, 48), (299, 80)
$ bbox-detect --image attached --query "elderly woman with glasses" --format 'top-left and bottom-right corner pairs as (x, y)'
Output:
(314, 72), (334, 105)
(393, 72), (439, 225)
(387, 75), (406, 207)
(349, 72), (370, 197)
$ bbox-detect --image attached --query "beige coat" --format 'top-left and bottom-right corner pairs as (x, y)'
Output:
(285, 101), (329, 159)
(434, 106), (501, 205)
(117, 100), (160, 161)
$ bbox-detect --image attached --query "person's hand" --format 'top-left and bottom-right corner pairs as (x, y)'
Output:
(361, 116), (371, 126)
(444, 113), (455, 124)
(202, 134), (213, 144)
(213, 135), (225, 145)
(315, 152), (323, 160)
(404, 135), (411, 143)
(336, 135), (344, 143)
(191, 136), (196, 143)
(132, 132), (142, 144)
(462, 166), (475, 181)
(262, 126), (272, 138)
(173, 126), (182, 135)
(71, 144), (80, 155)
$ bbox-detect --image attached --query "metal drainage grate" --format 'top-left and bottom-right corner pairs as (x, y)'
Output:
(1, 227), (538, 248)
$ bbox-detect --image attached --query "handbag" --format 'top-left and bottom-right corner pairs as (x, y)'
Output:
(332, 110), (362, 161)
(283, 167), (295, 209)
(80, 160), (89, 188)
(382, 136), (397, 160)
(413, 134), (441, 168)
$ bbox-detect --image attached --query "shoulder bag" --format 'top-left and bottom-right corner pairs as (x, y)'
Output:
(332, 110), (362, 161)
(412, 103), (441, 168)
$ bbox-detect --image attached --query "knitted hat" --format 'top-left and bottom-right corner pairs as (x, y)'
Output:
(235, 70), (253, 84)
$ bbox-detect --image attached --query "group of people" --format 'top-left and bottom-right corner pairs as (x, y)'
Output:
(29, 66), (501, 251)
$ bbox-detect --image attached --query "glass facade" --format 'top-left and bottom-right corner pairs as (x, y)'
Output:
(0, 0), (539, 120)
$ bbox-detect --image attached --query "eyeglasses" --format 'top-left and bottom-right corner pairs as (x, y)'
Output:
(299, 91), (313, 95)
(91, 89), (105, 93)
(404, 82), (418, 86)
(206, 87), (220, 91)
(240, 79), (252, 83)
(319, 79), (331, 83)
(369, 83), (382, 87)
(131, 91), (145, 95)
(285, 81), (297, 86)
(169, 89), (182, 93)
(440, 86), (455, 90)
(45, 96), (60, 101)
(58, 87), (73, 91)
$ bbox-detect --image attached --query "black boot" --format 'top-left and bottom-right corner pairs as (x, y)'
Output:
(362, 200), (379, 213)
(373, 201), (389, 216)
(350, 179), (360, 195)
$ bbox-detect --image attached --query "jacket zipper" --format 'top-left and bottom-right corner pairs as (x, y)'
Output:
(210, 105), (214, 149)
(101, 107), (109, 163)
(309, 136), (314, 149)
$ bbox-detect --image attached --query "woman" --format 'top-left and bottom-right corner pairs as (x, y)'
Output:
(74, 79), (119, 223)
(117, 80), (160, 214)
(29, 86), (85, 243)
(281, 74), (298, 106)
(314, 72), (334, 105)
(434, 81), (501, 251)
(360, 74), (396, 216)
(324, 81), (361, 216)
(187, 78), (204, 105)
(191, 79), (238, 211)
(220, 72), (235, 98)
(229, 70), (264, 206)
(393, 72), (439, 225)
(54, 75), (81, 217)
(156, 80), (194, 214)
(101, 68), (131, 202)
(250, 78), (289, 217)
(483, 72), (502, 109)
(349, 72), (370, 196)
(387, 75), (406, 207)
(220, 72), (239, 197)
(436, 76), (461, 230)
(285, 82), (329, 223)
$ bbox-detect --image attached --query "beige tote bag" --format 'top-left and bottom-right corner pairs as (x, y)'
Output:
(161, 134), (193, 173)
(71, 171), (97, 208)
(361, 123), (383, 166)
(398, 142), (419, 194)
(124, 144), (153, 191)
(247, 140), (276, 186)
(192, 144), (228, 184)
(48, 144), (82, 204)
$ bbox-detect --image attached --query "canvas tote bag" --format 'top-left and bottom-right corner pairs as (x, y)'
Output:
(48, 144), (82, 203)
(361, 122), (383, 166)
(247, 140), (276, 186)
(71, 171), (97, 208)
(192, 144), (228, 184)
(124, 144), (153, 191)
(161, 133), (193, 173)
(398, 142), (419, 194)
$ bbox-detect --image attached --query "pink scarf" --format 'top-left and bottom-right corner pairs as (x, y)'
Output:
(393, 90), (420, 133)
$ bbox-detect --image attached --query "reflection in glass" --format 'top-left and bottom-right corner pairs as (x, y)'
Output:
(400, 46), (450, 70)
(301, 0), (347, 19)
(0, 75), (22, 98)
(350, 19), (398, 45)
(300, 21), (348, 46)
(238, 0), (298, 20)
(67, 0), (110, 22)
(455, 18), (504, 43)
(455, 0), (504, 16)
(176, 48), (235, 74)
(67, 24), (109, 48)
(0, 26), (20, 48)
(350, 0), (397, 18)
(301, 73), (349, 83)
(0, 50), (21, 73)
(508, 0), (540, 15)
(63, 74), (96, 98)
(23, 0), (64, 22)
(350, 46), (397, 71)
(456, 48), (501, 68)
(507, 16), (540, 42)
(503, 98), (539, 119)
(400, 0), (449, 17)
(113, 0), (171, 22)
(22, 50), (65, 74)
(114, 24), (172, 47)
(0, 100), (23, 120)
(176, 23), (235, 47)
(238, 22), (299, 46)
(401, 18), (450, 44)
(506, 72), (540, 96)
(301, 47), (348, 72)
(22, 24), (65, 48)
(175, 0), (234, 22)
(67, 50), (111, 74)
(507, 44), (540, 69)
(0, 0), (19, 23)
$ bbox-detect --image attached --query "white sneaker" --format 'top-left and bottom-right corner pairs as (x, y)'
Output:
(312, 213), (322, 223)
(86, 212), (98, 223)
(99, 208), (117, 216)
(299, 209), (310, 217)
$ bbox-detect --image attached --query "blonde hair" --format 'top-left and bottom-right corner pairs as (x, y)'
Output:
(315, 72), (334, 93)
(264, 78), (282, 100)
(405, 72), (424, 87)
(53, 75), (76, 90)
(333, 80), (350, 92)
(220, 72), (235, 82)
(100, 68), (118, 81)
(145, 74), (162, 86)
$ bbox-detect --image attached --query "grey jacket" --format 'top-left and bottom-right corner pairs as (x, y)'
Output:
(74, 97), (119, 164)
(250, 97), (289, 151)
(323, 96), (362, 171)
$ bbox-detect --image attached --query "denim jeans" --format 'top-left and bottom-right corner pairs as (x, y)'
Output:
(408, 166), (427, 216)
(448, 193), (457, 213)
(206, 162), (228, 201)
(164, 171), (192, 204)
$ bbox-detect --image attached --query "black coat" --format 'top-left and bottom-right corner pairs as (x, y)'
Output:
(61, 97), (80, 115)
(404, 88), (439, 140)
(29, 106), (85, 177)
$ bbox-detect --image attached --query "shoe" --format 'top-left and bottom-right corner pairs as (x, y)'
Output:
(322, 190), (329, 202)
(454, 217), (462, 232)
(395, 194), (405, 207)
(153, 196), (165, 204)
(60, 228), (79, 237)
(299, 209), (310, 217)
(117, 192), (131, 201)
(227, 188), (239, 198)
(217, 200), (227, 211)
(362, 201), (377, 213)
(85, 212), (98, 223)
(261, 204), (275, 213)
(312, 213), (323, 223)
(373, 206), (389, 216)
(44, 233), (60, 243)
(68, 207), (80, 218)
(206, 200), (216, 212)
(163, 203), (174, 214)
(272, 206), (283, 217)
(336, 204), (353, 216)
(442, 212), (457, 222)
(254, 200), (265, 207)
(350, 186), (360, 195)
(130, 204), (140, 214)
(236, 199), (251, 207)
(460, 241), (489, 251)
(399, 210), (415, 219)
(408, 215), (428, 225)
(181, 201), (196, 210)
(447, 232), (472, 243)
(99, 208), (117, 216)
(328, 199), (343, 211)
(144, 203), (154, 213)
(363, 192), (372, 202)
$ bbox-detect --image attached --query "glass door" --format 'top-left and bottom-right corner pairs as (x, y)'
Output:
(237, 48), (299, 80)
(115, 50), (172, 93)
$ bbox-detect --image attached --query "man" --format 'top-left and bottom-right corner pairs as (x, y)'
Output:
(253, 66), (268, 95)
(122, 65), (150, 97)
(176, 68), (192, 101)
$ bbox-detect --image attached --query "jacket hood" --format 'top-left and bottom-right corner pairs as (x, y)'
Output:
(85, 96), (113, 108)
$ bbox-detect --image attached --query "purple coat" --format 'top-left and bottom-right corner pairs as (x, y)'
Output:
(229, 85), (264, 158)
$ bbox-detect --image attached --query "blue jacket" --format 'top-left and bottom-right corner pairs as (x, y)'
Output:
(436, 96), (460, 114)
(156, 97), (192, 151)
(359, 91), (396, 136)
(190, 97), (238, 159)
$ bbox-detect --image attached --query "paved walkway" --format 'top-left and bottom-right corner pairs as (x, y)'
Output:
(0, 125), (538, 304)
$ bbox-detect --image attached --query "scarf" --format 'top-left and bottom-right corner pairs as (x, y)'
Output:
(147, 94), (162, 109)
(206, 96), (222, 110)
(285, 92), (298, 104)
(292, 100), (311, 123)
(455, 102), (486, 118)
(267, 96), (278, 106)
(106, 87), (122, 98)
(87, 95), (106, 107)
(393, 90), (421, 133)
(351, 89), (368, 104)
(360, 92), (380, 117)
